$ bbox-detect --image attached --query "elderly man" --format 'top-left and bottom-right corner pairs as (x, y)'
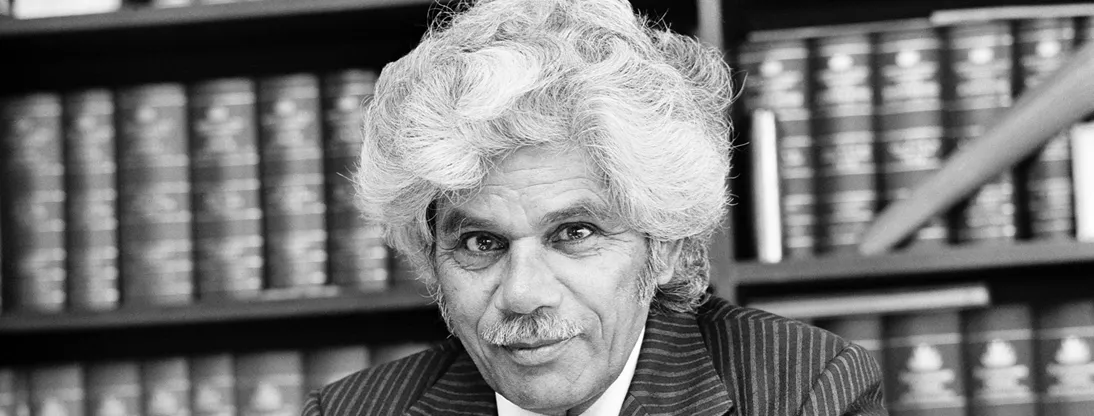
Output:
(302, 0), (885, 415)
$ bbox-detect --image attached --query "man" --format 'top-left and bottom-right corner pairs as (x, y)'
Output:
(302, 0), (885, 414)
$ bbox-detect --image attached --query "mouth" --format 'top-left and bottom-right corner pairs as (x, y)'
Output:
(499, 337), (574, 366)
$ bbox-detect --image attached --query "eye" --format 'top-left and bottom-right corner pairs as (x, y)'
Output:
(556, 223), (596, 242)
(461, 232), (506, 253)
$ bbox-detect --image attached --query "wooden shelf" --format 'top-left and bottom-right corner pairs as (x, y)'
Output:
(0, 283), (436, 333)
(732, 240), (1094, 285)
(0, 0), (438, 37)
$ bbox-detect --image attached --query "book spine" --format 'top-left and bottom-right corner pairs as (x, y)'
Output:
(944, 22), (1017, 244)
(63, 89), (119, 312)
(1073, 121), (1094, 242)
(1, 93), (66, 314)
(257, 75), (327, 291)
(964, 304), (1036, 416)
(235, 351), (303, 416)
(85, 361), (140, 416)
(1, 369), (30, 416)
(321, 70), (388, 292)
(884, 311), (966, 416)
(30, 364), (84, 416)
(738, 39), (817, 259)
(142, 358), (190, 416)
(117, 83), (194, 306)
(303, 346), (369, 393)
(812, 33), (878, 255)
(1, 93), (66, 313)
(1036, 300), (1094, 415)
(876, 26), (949, 248)
(190, 78), (264, 301)
(816, 315), (885, 371)
(1016, 18), (1077, 241)
(190, 354), (234, 416)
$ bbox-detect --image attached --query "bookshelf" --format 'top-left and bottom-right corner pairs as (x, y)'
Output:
(731, 241), (1094, 284)
(0, 0), (442, 36)
(0, 282), (434, 333)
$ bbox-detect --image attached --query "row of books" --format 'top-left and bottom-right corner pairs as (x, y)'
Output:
(0, 70), (393, 315)
(740, 10), (1094, 262)
(5, 0), (265, 19)
(0, 342), (431, 416)
(810, 301), (1094, 416)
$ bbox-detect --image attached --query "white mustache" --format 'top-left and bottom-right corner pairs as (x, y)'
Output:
(480, 312), (582, 347)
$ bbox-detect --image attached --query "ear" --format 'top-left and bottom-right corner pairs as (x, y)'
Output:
(651, 239), (685, 286)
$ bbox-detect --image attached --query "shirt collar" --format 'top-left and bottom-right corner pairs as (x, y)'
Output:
(495, 328), (645, 416)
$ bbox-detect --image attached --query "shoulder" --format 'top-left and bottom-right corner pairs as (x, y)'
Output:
(302, 339), (461, 416)
(694, 296), (884, 415)
(695, 295), (852, 361)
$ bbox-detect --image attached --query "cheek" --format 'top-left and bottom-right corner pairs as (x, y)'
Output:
(437, 264), (497, 333)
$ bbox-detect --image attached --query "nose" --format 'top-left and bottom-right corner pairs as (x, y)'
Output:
(495, 239), (562, 315)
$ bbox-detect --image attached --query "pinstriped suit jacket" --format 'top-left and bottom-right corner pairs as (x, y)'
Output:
(301, 296), (887, 415)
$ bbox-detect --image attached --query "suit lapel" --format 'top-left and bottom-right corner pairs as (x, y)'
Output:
(404, 345), (497, 416)
(621, 311), (735, 416)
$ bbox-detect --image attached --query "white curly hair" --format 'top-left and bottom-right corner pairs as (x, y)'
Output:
(353, 0), (734, 314)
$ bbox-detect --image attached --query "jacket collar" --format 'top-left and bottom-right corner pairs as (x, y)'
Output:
(405, 310), (734, 416)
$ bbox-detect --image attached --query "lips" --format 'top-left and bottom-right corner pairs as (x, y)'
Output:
(501, 337), (574, 366)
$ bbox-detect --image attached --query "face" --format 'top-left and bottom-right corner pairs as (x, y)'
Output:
(431, 146), (670, 415)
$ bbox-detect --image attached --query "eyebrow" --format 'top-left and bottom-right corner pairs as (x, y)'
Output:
(437, 199), (614, 236)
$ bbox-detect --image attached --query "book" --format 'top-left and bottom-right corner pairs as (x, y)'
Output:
(321, 70), (388, 292)
(235, 351), (303, 416)
(0, 369), (30, 416)
(738, 36), (817, 259)
(142, 358), (190, 416)
(1016, 18), (1077, 241)
(116, 83), (194, 306)
(811, 31), (877, 254)
(189, 78), (263, 301)
(257, 74), (327, 291)
(29, 364), (83, 416)
(303, 346), (369, 393)
(85, 361), (140, 416)
(875, 21), (948, 248)
(942, 21), (1018, 244)
(1036, 300), (1094, 414)
(964, 304), (1036, 415)
(0, 93), (66, 313)
(190, 354), (234, 416)
(885, 311), (966, 416)
(63, 89), (119, 312)
(1073, 121), (1094, 242)
(815, 315), (884, 371)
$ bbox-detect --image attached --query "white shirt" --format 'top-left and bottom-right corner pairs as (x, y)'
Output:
(496, 329), (645, 416)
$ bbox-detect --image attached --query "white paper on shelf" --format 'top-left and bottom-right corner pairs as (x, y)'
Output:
(751, 109), (784, 263)
(1072, 121), (1094, 242)
(13, 0), (122, 19)
(745, 282), (991, 319)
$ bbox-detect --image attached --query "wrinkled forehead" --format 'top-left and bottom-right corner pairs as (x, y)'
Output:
(430, 145), (621, 234)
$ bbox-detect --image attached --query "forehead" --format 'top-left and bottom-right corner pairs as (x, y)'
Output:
(437, 146), (612, 228)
